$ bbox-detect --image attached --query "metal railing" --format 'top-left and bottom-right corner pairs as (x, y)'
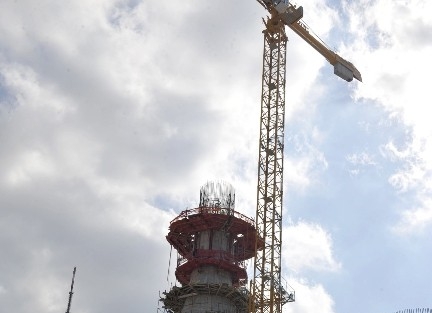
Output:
(170, 207), (254, 227)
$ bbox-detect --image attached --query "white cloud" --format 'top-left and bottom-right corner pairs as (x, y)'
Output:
(109, 196), (175, 240)
(5, 149), (56, 185)
(346, 152), (376, 166)
(33, 274), (65, 313)
(283, 220), (341, 273)
(393, 198), (432, 235)
(284, 0), (340, 120)
(284, 277), (335, 313)
(284, 131), (329, 192)
(343, 0), (432, 233)
(345, 151), (377, 176)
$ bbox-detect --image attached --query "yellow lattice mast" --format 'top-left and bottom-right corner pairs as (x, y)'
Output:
(249, 1), (361, 313)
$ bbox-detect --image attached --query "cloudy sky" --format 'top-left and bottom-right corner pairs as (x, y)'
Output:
(1, 0), (431, 313)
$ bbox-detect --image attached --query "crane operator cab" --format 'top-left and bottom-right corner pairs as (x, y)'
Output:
(274, 0), (291, 13)
(261, 0), (304, 24)
(279, 4), (304, 25)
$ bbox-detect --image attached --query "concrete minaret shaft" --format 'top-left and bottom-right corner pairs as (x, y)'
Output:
(160, 182), (263, 313)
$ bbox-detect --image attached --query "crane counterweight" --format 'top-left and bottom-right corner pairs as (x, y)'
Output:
(334, 62), (354, 82)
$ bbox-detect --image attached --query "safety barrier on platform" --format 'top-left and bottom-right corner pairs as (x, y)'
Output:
(176, 250), (248, 268)
(170, 206), (254, 227)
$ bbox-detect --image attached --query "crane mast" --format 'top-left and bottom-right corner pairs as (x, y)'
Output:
(249, 1), (361, 313)
(250, 14), (289, 313)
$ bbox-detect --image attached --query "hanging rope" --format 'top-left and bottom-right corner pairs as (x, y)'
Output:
(167, 244), (173, 285)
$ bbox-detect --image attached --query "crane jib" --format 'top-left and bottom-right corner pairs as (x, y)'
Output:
(259, 0), (363, 83)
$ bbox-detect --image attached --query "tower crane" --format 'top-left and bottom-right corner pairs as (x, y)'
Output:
(249, 1), (361, 313)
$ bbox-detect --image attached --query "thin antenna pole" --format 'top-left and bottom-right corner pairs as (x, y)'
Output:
(65, 267), (77, 313)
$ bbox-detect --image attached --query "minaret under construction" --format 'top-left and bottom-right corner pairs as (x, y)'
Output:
(160, 181), (263, 313)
